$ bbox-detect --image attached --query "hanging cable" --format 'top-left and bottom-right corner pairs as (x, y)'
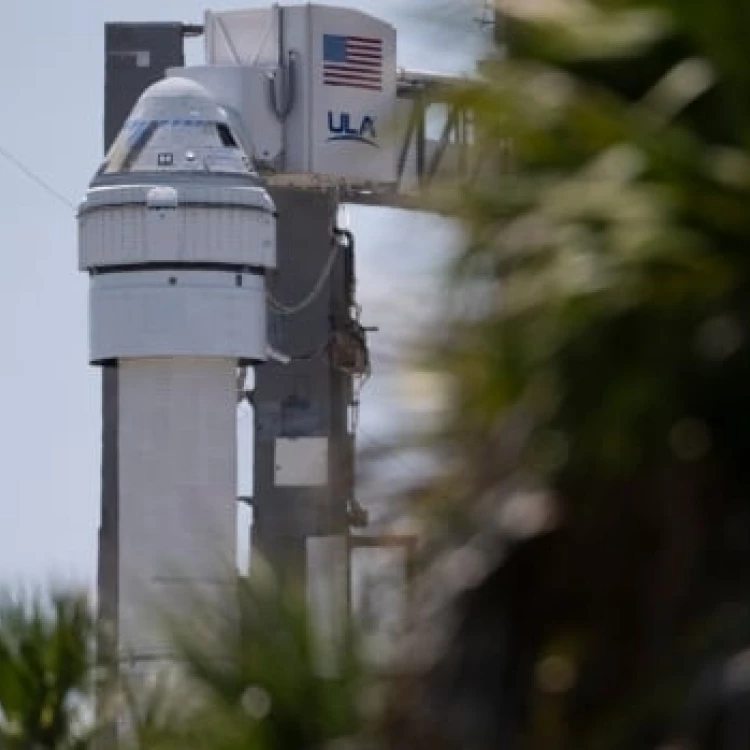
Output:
(0, 143), (75, 211)
(349, 368), (371, 433)
(267, 229), (352, 315)
(267, 5), (297, 121)
(268, 51), (297, 121)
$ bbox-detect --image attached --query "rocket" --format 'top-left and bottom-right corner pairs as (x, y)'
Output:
(77, 77), (276, 679)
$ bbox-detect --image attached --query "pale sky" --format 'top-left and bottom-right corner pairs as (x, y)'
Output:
(0, 0), (488, 587)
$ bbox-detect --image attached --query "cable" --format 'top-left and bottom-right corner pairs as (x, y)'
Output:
(267, 5), (297, 121)
(0, 143), (76, 211)
(268, 52), (297, 121)
(267, 234), (343, 315)
(349, 369), (371, 433)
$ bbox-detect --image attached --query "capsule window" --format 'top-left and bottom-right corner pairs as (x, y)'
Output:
(96, 117), (252, 176)
(217, 123), (238, 148)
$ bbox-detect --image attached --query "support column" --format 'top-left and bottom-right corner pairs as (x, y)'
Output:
(252, 188), (353, 588)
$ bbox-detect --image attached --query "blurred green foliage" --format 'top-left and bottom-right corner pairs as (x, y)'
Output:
(151, 571), (365, 750)
(0, 576), (366, 750)
(0, 589), (93, 750)
(397, 0), (750, 748)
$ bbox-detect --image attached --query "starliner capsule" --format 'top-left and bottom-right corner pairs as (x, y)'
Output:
(77, 77), (276, 675)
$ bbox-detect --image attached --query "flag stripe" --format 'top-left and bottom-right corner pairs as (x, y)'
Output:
(324, 72), (381, 82)
(348, 35), (382, 44)
(325, 73), (381, 85)
(323, 81), (382, 92)
(346, 53), (382, 62)
(325, 63), (381, 76)
(347, 45), (381, 53)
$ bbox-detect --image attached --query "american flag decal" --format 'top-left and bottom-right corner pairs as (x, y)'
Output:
(323, 34), (382, 91)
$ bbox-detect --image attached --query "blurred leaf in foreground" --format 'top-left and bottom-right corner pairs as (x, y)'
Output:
(391, 1), (750, 748)
(0, 588), (94, 750)
(133, 569), (366, 750)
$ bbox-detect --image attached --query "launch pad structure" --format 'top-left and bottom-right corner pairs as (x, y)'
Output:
(87, 6), (479, 690)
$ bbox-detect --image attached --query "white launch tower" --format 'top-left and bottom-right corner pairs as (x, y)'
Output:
(78, 77), (276, 668)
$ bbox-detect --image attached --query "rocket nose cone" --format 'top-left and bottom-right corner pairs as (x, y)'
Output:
(93, 76), (255, 181)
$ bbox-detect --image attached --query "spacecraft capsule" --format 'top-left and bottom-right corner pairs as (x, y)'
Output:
(77, 77), (276, 364)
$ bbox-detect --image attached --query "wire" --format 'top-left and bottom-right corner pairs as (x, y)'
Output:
(0, 143), (76, 211)
(267, 235), (341, 315)
(350, 369), (371, 433)
(268, 51), (297, 121)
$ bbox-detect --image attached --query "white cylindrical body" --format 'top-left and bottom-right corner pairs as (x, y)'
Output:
(79, 184), (275, 270)
(79, 181), (275, 364)
(78, 78), (276, 674)
(117, 357), (237, 660)
(88, 269), (266, 362)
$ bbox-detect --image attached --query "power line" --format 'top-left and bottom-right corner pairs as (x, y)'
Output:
(0, 143), (76, 211)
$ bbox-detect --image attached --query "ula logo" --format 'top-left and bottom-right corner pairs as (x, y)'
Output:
(327, 111), (378, 147)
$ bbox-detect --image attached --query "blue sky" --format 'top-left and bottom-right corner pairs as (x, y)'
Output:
(0, 0), (488, 587)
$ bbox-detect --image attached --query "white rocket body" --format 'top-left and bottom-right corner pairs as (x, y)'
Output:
(77, 78), (276, 670)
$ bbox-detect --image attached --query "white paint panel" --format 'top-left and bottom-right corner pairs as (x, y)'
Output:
(204, 8), (278, 66)
(351, 545), (409, 667)
(89, 270), (267, 362)
(307, 535), (348, 676)
(118, 358), (237, 660)
(308, 6), (398, 184)
(274, 437), (329, 487)
(146, 206), (180, 257)
(281, 4), (313, 175)
(205, 6), (397, 185)
(79, 203), (275, 270)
